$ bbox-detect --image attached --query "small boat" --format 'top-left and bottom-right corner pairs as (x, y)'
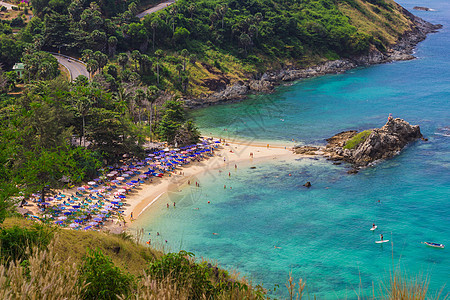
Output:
(423, 242), (445, 249)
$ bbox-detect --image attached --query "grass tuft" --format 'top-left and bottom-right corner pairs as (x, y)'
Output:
(343, 130), (372, 149)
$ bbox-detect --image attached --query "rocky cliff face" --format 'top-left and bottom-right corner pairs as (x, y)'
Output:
(325, 118), (423, 168)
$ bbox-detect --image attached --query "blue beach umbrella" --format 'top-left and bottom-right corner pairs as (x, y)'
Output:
(93, 217), (102, 222)
(64, 212), (72, 216)
(83, 226), (92, 230)
(118, 195), (126, 199)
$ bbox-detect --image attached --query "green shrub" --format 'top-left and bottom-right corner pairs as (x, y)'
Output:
(0, 224), (54, 263)
(343, 130), (372, 149)
(78, 247), (134, 300)
(148, 250), (217, 299)
(0, 6), (6, 12)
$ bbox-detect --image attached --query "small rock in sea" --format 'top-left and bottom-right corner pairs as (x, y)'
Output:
(421, 137), (428, 141)
(303, 181), (312, 187)
(333, 162), (342, 165)
(250, 166), (256, 169)
(347, 169), (359, 174)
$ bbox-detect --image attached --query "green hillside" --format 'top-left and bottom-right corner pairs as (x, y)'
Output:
(0, 0), (423, 97)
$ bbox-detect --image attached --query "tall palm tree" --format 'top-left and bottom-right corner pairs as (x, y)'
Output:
(117, 53), (129, 71)
(151, 20), (158, 51)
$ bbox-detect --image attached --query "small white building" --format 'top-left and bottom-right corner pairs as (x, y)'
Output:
(13, 62), (25, 78)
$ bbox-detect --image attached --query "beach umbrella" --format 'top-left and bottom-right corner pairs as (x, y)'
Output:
(69, 223), (78, 228)
(68, 209), (77, 212)
(107, 173), (115, 177)
(126, 183), (133, 186)
(117, 189), (126, 193)
(111, 180), (120, 183)
(88, 181), (96, 185)
(215, 141), (221, 143)
(55, 220), (64, 224)
(88, 222), (99, 226)
(118, 195), (126, 199)
(83, 226), (92, 230)
(148, 154), (155, 157)
(116, 177), (125, 181)
(42, 202), (50, 205)
(93, 217), (102, 222)
(139, 175), (147, 178)
(91, 189), (99, 193)
(72, 205), (80, 208)
(131, 180), (139, 183)
(57, 216), (67, 220)
(77, 187), (85, 191)
(74, 219), (83, 223)
(111, 201), (119, 205)
(122, 174), (130, 178)
(64, 212), (72, 215)
(96, 214), (105, 218)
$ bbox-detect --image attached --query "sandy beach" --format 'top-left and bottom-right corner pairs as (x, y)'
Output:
(121, 140), (294, 229)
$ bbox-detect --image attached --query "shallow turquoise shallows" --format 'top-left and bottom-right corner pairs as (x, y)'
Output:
(132, 0), (449, 298)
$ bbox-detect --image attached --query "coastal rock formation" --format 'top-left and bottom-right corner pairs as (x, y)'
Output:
(413, 6), (433, 11)
(324, 118), (423, 167)
(184, 9), (442, 109)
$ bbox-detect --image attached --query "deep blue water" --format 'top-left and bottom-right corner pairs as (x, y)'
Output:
(133, 1), (449, 298)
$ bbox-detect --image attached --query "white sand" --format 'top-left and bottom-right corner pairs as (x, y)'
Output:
(124, 141), (294, 225)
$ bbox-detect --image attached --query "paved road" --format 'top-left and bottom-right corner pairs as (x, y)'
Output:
(0, 1), (17, 9)
(136, 0), (175, 18)
(52, 54), (90, 81)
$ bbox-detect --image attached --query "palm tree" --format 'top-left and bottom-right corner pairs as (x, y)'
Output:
(176, 64), (183, 82)
(81, 49), (93, 62)
(180, 49), (189, 71)
(94, 51), (108, 74)
(117, 53), (129, 71)
(131, 50), (141, 73)
(145, 86), (159, 140)
(154, 49), (164, 85)
(151, 20), (158, 51)
(86, 59), (99, 78)
(134, 89), (146, 125)
(108, 36), (118, 57)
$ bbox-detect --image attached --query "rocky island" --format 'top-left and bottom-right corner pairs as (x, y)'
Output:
(294, 118), (424, 172)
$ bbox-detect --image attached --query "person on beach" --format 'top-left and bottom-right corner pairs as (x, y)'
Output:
(167, 203), (169, 208)
(173, 202), (176, 207)
(228, 172), (231, 177)
(250, 152), (253, 158)
(235, 164), (237, 169)
(130, 212), (133, 220)
(224, 185), (226, 189)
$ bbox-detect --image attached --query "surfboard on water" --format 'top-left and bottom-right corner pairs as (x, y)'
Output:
(375, 240), (389, 244)
(370, 226), (377, 231)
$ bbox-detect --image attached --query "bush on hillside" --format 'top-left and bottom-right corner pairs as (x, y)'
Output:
(0, 224), (54, 263)
(78, 247), (135, 300)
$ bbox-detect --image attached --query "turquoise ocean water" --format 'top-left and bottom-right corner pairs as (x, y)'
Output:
(132, 1), (449, 298)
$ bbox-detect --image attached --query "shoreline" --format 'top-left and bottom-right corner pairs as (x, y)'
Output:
(111, 141), (296, 233)
(183, 10), (442, 109)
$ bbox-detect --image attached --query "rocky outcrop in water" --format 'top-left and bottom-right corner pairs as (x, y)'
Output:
(294, 118), (424, 171)
(414, 6), (433, 11)
(326, 118), (422, 167)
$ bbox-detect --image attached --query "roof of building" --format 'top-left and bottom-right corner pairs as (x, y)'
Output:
(13, 63), (25, 70)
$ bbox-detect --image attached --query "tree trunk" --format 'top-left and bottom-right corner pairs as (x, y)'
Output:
(156, 63), (160, 84)
(152, 28), (155, 51)
(82, 115), (85, 147)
